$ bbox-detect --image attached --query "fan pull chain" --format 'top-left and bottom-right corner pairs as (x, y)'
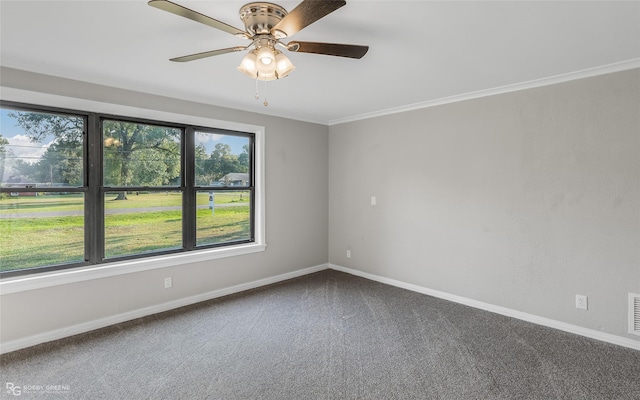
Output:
(253, 78), (269, 106)
(255, 77), (260, 100)
(263, 80), (269, 107)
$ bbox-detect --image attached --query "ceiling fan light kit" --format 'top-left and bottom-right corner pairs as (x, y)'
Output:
(149, 0), (368, 101)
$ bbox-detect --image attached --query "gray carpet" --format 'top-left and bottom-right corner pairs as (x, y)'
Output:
(1, 269), (639, 400)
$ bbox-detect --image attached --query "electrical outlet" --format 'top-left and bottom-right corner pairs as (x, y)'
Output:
(576, 294), (588, 310)
(164, 277), (172, 289)
(371, 196), (376, 206)
(346, 250), (351, 258)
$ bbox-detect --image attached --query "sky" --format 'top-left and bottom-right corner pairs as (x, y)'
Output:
(1, 109), (54, 172)
(195, 130), (248, 156)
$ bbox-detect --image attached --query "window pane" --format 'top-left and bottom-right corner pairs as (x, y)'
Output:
(1, 108), (84, 188)
(103, 121), (181, 187)
(0, 192), (84, 271)
(195, 131), (250, 187)
(104, 191), (182, 258)
(1, 102), (259, 277)
(196, 190), (251, 246)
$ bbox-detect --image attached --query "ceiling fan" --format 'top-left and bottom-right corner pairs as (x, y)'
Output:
(148, 0), (369, 81)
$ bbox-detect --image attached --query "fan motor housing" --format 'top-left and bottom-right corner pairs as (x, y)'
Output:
(239, 2), (287, 36)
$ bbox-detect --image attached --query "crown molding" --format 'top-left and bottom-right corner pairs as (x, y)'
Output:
(329, 59), (640, 126)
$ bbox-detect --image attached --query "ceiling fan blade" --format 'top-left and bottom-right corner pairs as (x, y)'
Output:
(271, 0), (346, 38)
(170, 46), (248, 62)
(148, 0), (247, 38)
(287, 41), (369, 59)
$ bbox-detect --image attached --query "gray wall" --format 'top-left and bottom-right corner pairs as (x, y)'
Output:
(0, 68), (329, 343)
(329, 69), (640, 341)
(2, 67), (639, 347)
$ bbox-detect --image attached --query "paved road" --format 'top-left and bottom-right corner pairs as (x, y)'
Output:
(0, 203), (249, 219)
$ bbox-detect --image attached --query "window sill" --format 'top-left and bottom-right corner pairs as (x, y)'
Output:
(0, 243), (267, 295)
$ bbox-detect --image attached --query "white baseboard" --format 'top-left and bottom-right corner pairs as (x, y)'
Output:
(0, 263), (328, 354)
(329, 264), (640, 351)
(4, 263), (638, 354)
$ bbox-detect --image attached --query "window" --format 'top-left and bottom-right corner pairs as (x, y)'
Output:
(0, 102), (258, 277)
(0, 108), (86, 272)
(102, 119), (183, 258)
(194, 130), (252, 247)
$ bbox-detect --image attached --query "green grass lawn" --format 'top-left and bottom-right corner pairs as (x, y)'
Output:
(0, 215), (85, 271)
(0, 191), (248, 214)
(0, 192), (251, 272)
(0, 194), (85, 213)
(104, 191), (248, 209)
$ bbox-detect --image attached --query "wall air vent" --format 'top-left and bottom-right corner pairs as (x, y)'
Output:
(630, 293), (640, 337)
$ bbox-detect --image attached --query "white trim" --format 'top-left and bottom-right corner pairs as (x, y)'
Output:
(4, 263), (638, 354)
(0, 244), (266, 295)
(328, 59), (640, 126)
(0, 87), (267, 295)
(0, 87), (264, 134)
(330, 264), (640, 351)
(0, 263), (329, 354)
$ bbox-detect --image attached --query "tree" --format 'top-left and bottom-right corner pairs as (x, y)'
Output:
(205, 143), (245, 182)
(9, 112), (181, 200)
(7, 139), (82, 185)
(194, 143), (212, 185)
(103, 121), (180, 199)
(0, 135), (8, 183)
(8, 112), (83, 185)
(8, 111), (83, 144)
(237, 144), (250, 172)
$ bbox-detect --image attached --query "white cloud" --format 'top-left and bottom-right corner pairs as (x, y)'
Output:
(6, 134), (52, 164)
(195, 132), (223, 146)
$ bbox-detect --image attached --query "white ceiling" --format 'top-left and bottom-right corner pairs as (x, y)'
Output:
(1, 1), (639, 125)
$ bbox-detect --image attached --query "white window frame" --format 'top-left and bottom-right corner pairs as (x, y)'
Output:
(0, 88), (266, 295)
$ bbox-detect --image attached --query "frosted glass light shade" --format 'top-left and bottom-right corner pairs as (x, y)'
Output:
(275, 51), (295, 78)
(257, 46), (275, 65)
(238, 48), (296, 81)
(256, 46), (276, 75)
(237, 51), (258, 78)
(257, 71), (278, 81)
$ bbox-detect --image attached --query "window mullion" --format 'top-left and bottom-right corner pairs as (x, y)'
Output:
(87, 115), (103, 263)
(183, 127), (196, 250)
